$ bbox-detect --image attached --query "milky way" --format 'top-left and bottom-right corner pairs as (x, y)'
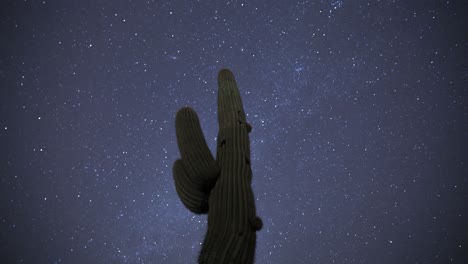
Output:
(1, 0), (466, 263)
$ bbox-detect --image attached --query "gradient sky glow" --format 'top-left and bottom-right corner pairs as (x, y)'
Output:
(1, 0), (467, 263)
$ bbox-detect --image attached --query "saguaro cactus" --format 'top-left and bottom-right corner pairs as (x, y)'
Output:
(172, 69), (262, 263)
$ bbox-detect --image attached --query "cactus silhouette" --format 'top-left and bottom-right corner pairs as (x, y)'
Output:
(172, 69), (262, 263)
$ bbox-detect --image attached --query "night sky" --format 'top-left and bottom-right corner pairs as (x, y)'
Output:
(1, 0), (467, 263)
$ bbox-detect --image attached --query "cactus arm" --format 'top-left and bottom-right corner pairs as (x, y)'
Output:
(173, 107), (220, 214)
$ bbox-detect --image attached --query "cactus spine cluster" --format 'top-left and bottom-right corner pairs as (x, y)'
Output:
(173, 69), (262, 263)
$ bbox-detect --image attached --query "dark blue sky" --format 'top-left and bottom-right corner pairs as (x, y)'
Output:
(1, 0), (467, 263)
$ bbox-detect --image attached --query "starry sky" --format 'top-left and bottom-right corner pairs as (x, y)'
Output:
(1, 0), (467, 263)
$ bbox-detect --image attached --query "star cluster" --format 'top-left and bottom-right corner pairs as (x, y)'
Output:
(1, 0), (466, 263)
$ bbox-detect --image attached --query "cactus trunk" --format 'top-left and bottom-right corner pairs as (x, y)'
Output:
(173, 69), (262, 264)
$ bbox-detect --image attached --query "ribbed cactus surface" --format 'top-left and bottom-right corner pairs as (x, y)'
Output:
(173, 69), (262, 263)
